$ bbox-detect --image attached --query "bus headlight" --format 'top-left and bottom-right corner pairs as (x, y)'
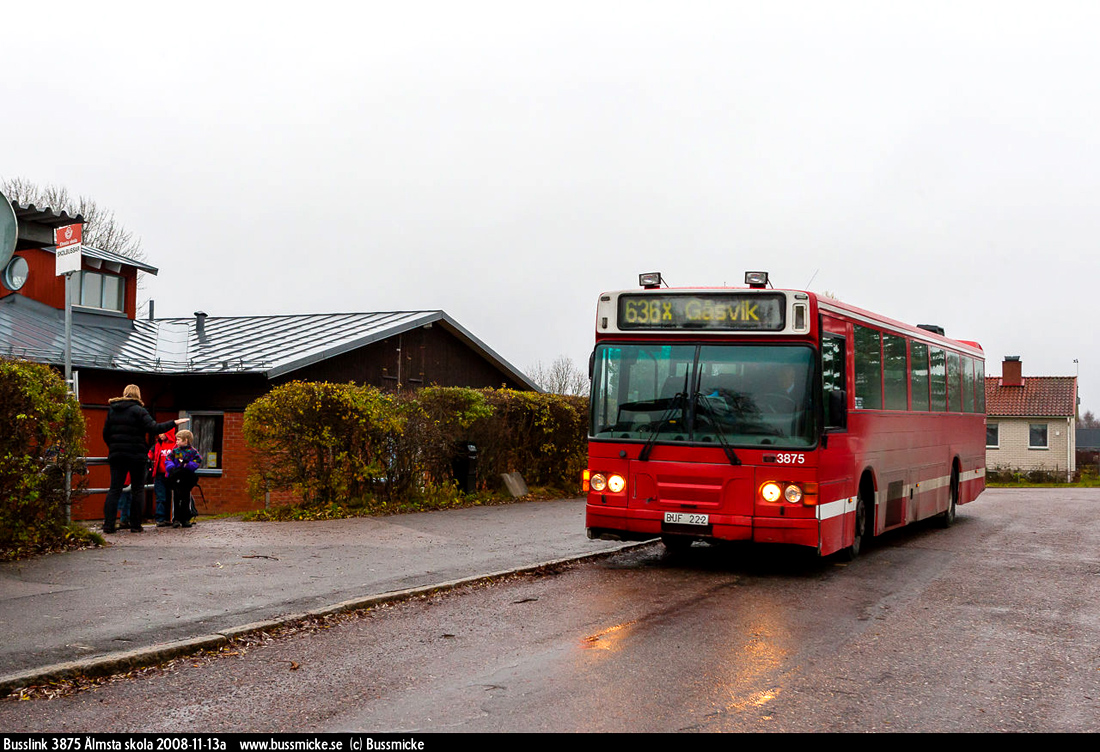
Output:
(761, 482), (782, 502)
(607, 474), (626, 493)
(784, 484), (803, 503)
(590, 473), (607, 492)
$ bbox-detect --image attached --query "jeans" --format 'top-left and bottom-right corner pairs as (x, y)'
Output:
(154, 475), (170, 522)
(118, 490), (131, 526)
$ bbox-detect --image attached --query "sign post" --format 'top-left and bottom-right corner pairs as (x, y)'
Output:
(55, 223), (83, 525)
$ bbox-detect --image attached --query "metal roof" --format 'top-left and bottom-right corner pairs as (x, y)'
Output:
(10, 201), (158, 274)
(0, 294), (539, 390)
(12, 202), (82, 227)
(29, 243), (159, 275)
(0, 295), (161, 371)
(78, 244), (158, 275)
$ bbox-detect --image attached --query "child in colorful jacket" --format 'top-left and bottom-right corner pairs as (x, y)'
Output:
(149, 427), (176, 526)
(165, 429), (202, 528)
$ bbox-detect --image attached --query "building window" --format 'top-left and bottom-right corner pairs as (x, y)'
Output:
(75, 271), (124, 312)
(186, 412), (224, 471)
(986, 423), (999, 448)
(1029, 423), (1049, 449)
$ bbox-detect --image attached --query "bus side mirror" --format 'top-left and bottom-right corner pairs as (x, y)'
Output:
(589, 350), (596, 379)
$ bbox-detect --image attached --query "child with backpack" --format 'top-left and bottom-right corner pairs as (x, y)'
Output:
(165, 429), (202, 528)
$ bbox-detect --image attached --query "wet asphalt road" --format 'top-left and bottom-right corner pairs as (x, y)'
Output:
(0, 499), (624, 680)
(2, 488), (1099, 732)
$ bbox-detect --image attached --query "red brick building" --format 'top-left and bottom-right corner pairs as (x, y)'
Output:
(1, 202), (538, 520)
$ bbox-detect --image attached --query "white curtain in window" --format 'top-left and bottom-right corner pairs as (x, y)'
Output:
(190, 415), (214, 468)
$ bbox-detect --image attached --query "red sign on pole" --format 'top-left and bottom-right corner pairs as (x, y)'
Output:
(55, 223), (83, 276)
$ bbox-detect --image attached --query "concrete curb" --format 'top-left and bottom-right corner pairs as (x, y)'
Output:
(0, 539), (653, 696)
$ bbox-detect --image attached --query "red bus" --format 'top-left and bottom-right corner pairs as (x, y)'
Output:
(584, 271), (986, 558)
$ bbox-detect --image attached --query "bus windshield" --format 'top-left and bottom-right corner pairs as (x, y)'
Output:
(590, 343), (817, 448)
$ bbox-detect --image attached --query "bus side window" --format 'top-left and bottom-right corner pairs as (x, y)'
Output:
(822, 334), (847, 430)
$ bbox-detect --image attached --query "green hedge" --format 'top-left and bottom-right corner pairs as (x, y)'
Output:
(416, 387), (588, 490)
(242, 381), (404, 506)
(0, 359), (86, 560)
(243, 382), (588, 508)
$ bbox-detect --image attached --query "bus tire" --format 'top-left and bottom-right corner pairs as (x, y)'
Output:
(838, 496), (866, 561)
(938, 467), (959, 528)
(661, 535), (694, 553)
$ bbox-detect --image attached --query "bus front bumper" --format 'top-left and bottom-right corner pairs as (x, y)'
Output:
(586, 505), (820, 548)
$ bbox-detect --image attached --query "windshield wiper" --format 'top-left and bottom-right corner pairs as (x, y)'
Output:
(695, 394), (742, 466)
(638, 392), (685, 462)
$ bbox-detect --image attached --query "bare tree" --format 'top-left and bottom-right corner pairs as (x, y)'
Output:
(4, 177), (150, 309)
(2, 177), (146, 263)
(1078, 410), (1099, 429)
(528, 355), (589, 396)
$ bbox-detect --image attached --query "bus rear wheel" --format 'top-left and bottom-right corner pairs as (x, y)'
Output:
(938, 468), (959, 528)
(838, 497), (866, 561)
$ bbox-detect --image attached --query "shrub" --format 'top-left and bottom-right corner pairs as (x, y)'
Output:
(243, 381), (403, 507)
(0, 359), (86, 560)
(243, 383), (589, 512)
(413, 387), (587, 493)
(986, 464), (1070, 485)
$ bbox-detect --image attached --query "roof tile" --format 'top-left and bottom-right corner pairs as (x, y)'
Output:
(985, 376), (1076, 417)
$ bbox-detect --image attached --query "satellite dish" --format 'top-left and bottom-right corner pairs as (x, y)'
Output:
(0, 191), (16, 272)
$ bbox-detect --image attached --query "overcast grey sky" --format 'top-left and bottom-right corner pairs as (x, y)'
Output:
(3, 1), (1097, 410)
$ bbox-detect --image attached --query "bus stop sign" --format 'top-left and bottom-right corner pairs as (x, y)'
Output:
(54, 223), (82, 275)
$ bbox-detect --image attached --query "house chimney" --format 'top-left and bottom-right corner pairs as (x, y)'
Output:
(194, 310), (207, 339)
(148, 299), (155, 321)
(1003, 355), (1023, 387)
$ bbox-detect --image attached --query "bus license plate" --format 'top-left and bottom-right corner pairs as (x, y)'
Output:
(664, 512), (709, 526)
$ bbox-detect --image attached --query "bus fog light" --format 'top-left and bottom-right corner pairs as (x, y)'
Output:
(607, 474), (626, 493)
(590, 473), (607, 492)
(761, 482), (782, 502)
(784, 484), (803, 503)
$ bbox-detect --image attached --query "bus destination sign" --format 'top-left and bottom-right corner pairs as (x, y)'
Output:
(617, 292), (786, 331)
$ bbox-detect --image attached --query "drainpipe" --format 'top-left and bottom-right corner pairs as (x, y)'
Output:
(1069, 416), (1074, 482)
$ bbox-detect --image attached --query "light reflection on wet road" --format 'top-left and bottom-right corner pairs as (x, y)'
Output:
(3, 489), (1099, 732)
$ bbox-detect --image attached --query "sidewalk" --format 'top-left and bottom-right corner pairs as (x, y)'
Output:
(0, 499), (644, 694)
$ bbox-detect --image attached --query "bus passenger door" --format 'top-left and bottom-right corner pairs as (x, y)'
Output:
(818, 319), (855, 554)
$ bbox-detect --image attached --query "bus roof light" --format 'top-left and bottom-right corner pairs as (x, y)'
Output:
(745, 271), (769, 288)
(639, 272), (663, 289)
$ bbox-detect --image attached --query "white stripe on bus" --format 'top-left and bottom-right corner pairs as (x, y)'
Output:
(816, 497), (856, 521)
(816, 467), (984, 520)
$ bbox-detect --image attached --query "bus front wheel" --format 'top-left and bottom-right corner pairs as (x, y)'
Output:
(838, 497), (866, 561)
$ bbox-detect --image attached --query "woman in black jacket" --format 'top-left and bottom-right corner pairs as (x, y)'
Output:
(102, 384), (187, 533)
